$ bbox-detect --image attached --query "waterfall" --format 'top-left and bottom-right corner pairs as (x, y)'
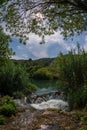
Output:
(14, 89), (69, 111)
(30, 99), (69, 111)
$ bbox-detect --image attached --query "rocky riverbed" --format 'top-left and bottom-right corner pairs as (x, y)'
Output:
(0, 107), (87, 130)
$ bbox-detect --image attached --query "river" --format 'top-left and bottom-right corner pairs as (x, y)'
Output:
(30, 79), (58, 89)
(14, 79), (69, 111)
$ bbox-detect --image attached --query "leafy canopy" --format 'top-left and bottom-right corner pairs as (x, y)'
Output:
(0, 0), (87, 43)
(0, 26), (14, 66)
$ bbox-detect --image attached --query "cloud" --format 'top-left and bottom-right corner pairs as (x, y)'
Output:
(45, 31), (64, 44)
(25, 31), (74, 59)
(11, 54), (29, 60)
(26, 33), (49, 58)
(83, 35), (87, 51)
(11, 55), (22, 60)
(10, 31), (84, 60)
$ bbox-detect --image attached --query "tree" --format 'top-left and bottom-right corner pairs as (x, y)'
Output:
(0, 61), (36, 96)
(0, 0), (87, 43)
(0, 26), (13, 66)
(53, 45), (87, 108)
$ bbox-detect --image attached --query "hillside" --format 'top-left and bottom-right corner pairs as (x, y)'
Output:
(13, 58), (54, 67)
(12, 58), (56, 79)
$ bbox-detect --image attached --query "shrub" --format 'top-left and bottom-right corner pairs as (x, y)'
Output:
(1, 104), (16, 117)
(13, 91), (25, 99)
(0, 96), (16, 108)
(82, 116), (87, 122)
(68, 85), (87, 109)
(24, 82), (37, 95)
(0, 115), (5, 125)
(54, 44), (87, 108)
(33, 67), (52, 80)
(75, 111), (83, 120)
(5, 96), (16, 108)
(77, 126), (87, 130)
(0, 62), (31, 96)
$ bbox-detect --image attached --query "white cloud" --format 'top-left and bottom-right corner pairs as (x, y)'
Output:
(11, 55), (22, 60)
(84, 35), (87, 51)
(11, 54), (28, 60)
(26, 43), (48, 58)
(45, 31), (64, 44)
(25, 31), (76, 59)
(11, 31), (78, 59)
(45, 31), (76, 51)
(26, 33), (49, 58)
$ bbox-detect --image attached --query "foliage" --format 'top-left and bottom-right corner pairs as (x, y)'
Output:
(13, 58), (54, 79)
(24, 82), (37, 95)
(0, 96), (16, 108)
(1, 0), (87, 43)
(0, 96), (16, 117)
(0, 104), (16, 117)
(75, 111), (83, 121)
(13, 91), (25, 99)
(0, 26), (14, 66)
(55, 44), (87, 90)
(0, 61), (36, 96)
(0, 115), (5, 125)
(32, 67), (53, 80)
(54, 44), (87, 108)
(77, 126), (87, 130)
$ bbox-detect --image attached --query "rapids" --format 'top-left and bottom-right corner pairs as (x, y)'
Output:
(14, 88), (69, 111)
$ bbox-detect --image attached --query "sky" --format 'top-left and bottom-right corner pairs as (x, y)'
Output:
(10, 31), (87, 60)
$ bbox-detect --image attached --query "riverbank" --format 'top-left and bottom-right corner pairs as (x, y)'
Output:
(0, 107), (87, 130)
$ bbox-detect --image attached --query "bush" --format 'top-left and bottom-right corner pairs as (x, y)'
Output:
(0, 115), (5, 125)
(0, 96), (16, 108)
(1, 104), (16, 117)
(75, 111), (83, 120)
(13, 91), (25, 99)
(77, 126), (87, 130)
(33, 67), (52, 80)
(68, 85), (87, 109)
(0, 62), (31, 96)
(24, 82), (37, 95)
(54, 44), (87, 109)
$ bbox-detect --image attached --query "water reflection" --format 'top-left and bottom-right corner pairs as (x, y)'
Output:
(30, 79), (58, 89)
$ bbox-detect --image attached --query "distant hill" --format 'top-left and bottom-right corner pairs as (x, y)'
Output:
(12, 57), (54, 67)
(12, 58), (55, 78)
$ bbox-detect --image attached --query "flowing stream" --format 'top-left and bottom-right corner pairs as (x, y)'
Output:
(14, 80), (69, 111)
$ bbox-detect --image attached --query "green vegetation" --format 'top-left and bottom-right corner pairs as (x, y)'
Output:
(0, 115), (5, 125)
(0, 1), (87, 43)
(0, 61), (37, 96)
(1, 0), (87, 129)
(0, 96), (16, 124)
(75, 111), (83, 121)
(13, 58), (59, 80)
(53, 44), (87, 109)
(1, 28), (87, 111)
(12, 45), (87, 109)
(32, 67), (53, 80)
(1, 104), (15, 117)
(1, 12), (87, 111)
(0, 26), (14, 66)
(77, 126), (87, 130)
(0, 27), (37, 97)
(13, 58), (54, 79)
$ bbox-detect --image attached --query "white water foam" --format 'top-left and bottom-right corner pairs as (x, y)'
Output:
(30, 99), (69, 111)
